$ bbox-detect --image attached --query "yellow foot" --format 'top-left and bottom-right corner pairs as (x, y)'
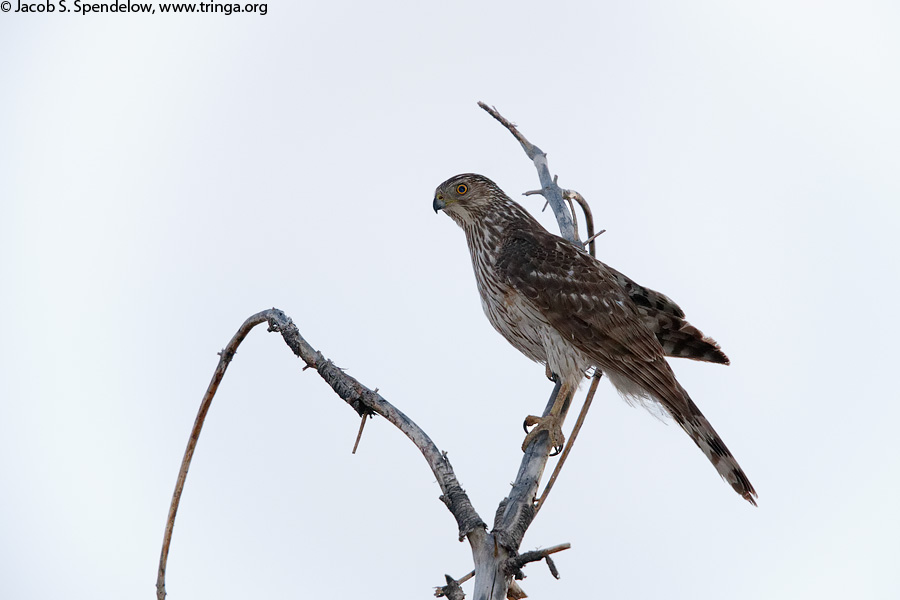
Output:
(522, 414), (565, 455)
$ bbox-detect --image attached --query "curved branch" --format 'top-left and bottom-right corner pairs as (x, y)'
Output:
(156, 311), (269, 600)
(156, 309), (485, 600)
(161, 107), (599, 600)
(265, 309), (485, 539)
(564, 189), (600, 257)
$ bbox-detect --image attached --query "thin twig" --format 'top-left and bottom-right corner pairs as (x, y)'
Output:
(566, 196), (579, 236)
(583, 229), (606, 248)
(534, 373), (602, 516)
(156, 311), (271, 600)
(477, 101), (534, 155)
(563, 189), (596, 256)
(351, 413), (369, 454)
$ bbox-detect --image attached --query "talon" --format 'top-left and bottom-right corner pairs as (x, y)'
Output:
(521, 414), (565, 452)
(523, 414), (541, 433)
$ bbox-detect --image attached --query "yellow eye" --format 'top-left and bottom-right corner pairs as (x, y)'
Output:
(456, 184), (468, 195)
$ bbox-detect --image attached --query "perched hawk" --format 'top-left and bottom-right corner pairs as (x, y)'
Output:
(433, 173), (757, 505)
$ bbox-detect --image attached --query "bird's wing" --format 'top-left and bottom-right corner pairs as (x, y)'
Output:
(495, 227), (665, 368)
(496, 227), (691, 417)
(605, 265), (685, 318)
(607, 265), (729, 365)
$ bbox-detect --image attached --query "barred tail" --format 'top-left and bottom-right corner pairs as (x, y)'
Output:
(678, 396), (757, 506)
(604, 369), (757, 505)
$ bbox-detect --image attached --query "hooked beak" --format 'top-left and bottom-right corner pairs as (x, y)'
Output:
(433, 195), (446, 213)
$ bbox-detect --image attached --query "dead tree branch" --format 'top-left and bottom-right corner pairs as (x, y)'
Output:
(535, 374), (602, 515)
(160, 105), (599, 600)
(477, 102), (605, 595)
(478, 102), (577, 242)
(156, 309), (485, 600)
(507, 543), (571, 572)
(436, 572), (471, 600)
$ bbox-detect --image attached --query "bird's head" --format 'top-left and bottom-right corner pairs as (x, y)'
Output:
(433, 174), (504, 222)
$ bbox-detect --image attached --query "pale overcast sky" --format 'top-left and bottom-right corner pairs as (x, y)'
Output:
(1, 2), (899, 599)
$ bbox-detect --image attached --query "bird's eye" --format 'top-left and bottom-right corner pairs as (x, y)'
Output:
(456, 184), (468, 195)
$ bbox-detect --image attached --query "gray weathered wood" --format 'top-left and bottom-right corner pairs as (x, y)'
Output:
(159, 104), (585, 600)
(478, 102), (578, 244)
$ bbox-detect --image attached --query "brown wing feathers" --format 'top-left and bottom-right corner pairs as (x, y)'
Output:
(502, 230), (730, 365)
(498, 227), (757, 504)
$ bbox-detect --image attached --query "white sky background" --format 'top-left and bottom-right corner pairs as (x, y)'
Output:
(1, 1), (899, 598)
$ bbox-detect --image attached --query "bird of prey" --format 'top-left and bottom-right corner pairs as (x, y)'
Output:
(433, 173), (757, 505)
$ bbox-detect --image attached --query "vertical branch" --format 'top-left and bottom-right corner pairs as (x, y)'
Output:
(478, 102), (577, 244)
(474, 103), (606, 599)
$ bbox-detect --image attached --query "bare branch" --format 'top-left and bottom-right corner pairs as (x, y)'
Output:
(492, 381), (568, 555)
(266, 309), (486, 540)
(162, 108), (603, 600)
(563, 189), (599, 257)
(582, 228), (606, 249)
(566, 196), (579, 236)
(478, 102), (577, 243)
(351, 413), (369, 454)
(535, 373), (602, 516)
(156, 310), (270, 600)
(507, 543), (571, 571)
(478, 103), (606, 598)
(435, 574), (467, 600)
(157, 309), (486, 600)
(545, 556), (560, 580)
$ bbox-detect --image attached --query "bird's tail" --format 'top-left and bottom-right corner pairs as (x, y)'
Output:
(675, 392), (757, 506)
(605, 368), (757, 504)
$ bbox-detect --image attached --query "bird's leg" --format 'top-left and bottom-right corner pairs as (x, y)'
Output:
(544, 364), (554, 381)
(522, 378), (573, 455)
